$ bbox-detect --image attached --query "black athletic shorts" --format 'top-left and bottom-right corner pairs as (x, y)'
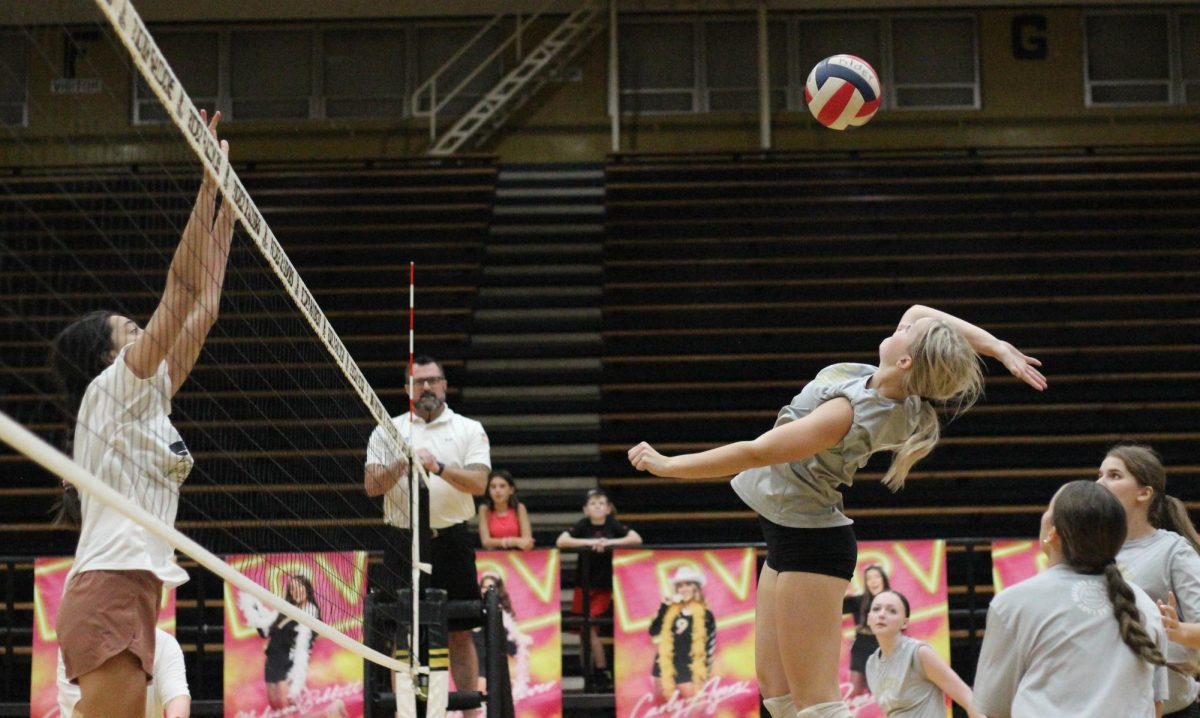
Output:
(385, 522), (482, 632)
(758, 516), (857, 581)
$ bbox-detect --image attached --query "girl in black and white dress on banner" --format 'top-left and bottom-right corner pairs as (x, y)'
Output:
(650, 567), (718, 702)
(239, 575), (323, 710)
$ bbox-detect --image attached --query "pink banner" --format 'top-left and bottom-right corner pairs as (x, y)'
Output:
(991, 540), (1048, 594)
(612, 548), (759, 718)
(473, 550), (563, 718)
(840, 540), (950, 718)
(224, 552), (367, 718)
(30, 557), (176, 718)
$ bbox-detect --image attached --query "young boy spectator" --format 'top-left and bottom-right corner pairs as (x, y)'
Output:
(556, 488), (643, 690)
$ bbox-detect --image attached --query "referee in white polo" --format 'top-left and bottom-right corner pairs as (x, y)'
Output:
(365, 354), (490, 712)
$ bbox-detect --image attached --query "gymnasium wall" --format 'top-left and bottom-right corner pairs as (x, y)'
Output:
(2, 6), (1198, 166)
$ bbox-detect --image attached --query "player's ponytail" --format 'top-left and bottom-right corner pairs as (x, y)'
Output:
(1101, 562), (1170, 669)
(881, 320), (983, 491)
(1054, 480), (1171, 669)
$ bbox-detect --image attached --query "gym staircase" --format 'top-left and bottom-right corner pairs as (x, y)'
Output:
(460, 163), (607, 538)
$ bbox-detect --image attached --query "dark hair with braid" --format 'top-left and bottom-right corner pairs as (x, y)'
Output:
(1106, 443), (1200, 556)
(1052, 480), (1170, 670)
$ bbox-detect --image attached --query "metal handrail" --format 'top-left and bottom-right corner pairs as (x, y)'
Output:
(410, 0), (561, 141)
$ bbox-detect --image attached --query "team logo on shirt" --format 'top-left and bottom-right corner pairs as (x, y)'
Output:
(1071, 580), (1109, 617)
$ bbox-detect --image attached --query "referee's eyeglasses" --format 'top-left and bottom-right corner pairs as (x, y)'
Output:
(411, 376), (444, 387)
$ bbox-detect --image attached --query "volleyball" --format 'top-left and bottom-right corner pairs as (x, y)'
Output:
(805, 54), (882, 130)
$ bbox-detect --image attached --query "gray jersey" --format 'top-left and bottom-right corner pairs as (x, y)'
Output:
(973, 564), (1166, 718)
(1118, 529), (1200, 712)
(730, 363), (921, 528)
(865, 636), (946, 718)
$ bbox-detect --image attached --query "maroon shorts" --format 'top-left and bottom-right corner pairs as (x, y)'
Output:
(57, 569), (162, 682)
(571, 587), (613, 618)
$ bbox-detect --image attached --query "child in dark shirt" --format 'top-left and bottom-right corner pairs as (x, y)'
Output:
(556, 488), (643, 690)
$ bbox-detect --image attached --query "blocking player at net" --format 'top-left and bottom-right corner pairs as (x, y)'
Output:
(47, 110), (234, 718)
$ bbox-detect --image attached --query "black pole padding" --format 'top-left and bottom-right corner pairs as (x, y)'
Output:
(447, 691), (486, 710)
(484, 587), (515, 718)
(445, 599), (482, 621)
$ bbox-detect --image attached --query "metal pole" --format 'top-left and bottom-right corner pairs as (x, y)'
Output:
(609, 0), (620, 153)
(757, 0), (771, 150)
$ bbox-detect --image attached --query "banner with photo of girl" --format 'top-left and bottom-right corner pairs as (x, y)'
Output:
(473, 550), (563, 718)
(839, 540), (950, 718)
(224, 552), (367, 718)
(990, 539), (1048, 593)
(612, 547), (759, 718)
(30, 556), (177, 718)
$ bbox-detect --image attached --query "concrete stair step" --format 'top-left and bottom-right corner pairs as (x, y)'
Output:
(476, 413), (601, 430)
(475, 307), (601, 322)
(493, 204), (605, 216)
(470, 332), (603, 348)
(485, 242), (602, 256)
(466, 357), (602, 373)
(490, 223), (603, 236)
(482, 264), (601, 277)
(497, 169), (604, 183)
(463, 384), (601, 401)
(490, 443), (601, 461)
(496, 187), (605, 199)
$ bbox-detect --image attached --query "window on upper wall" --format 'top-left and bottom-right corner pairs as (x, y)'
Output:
(323, 29), (407, 119)
(794, 13), (979, 112)
(890, 16), (979, 109)
(0, 32), (29, 127)
(1178, 13), (1200, 104)
(703, 19), (787, 112)
(1085, 12), (1171, 105)
(133, 24), (414, 123)
(230, 30), (314, 120)
(795, 16), (883, 100)
(134, 31), (220, 124)
(619, 19), (697, 113)
(1085, 10), (1200, 107)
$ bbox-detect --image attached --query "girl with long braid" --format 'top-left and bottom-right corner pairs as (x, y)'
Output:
(1097, 443), (1200, 717)
(973, 480), (1170, 718)
(629, 305), (1046, 718)
(649, 567), (717, 701)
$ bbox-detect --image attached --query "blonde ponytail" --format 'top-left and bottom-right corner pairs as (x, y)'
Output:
(881, 402), (938, 491)
(881, 320), (983, 491)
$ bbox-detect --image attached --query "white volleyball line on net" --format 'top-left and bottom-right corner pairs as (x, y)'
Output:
(90, 0), (427, 684)
(0, 410), (409, 675)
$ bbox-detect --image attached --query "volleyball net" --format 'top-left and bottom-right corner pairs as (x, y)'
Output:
(0, 0), (433, 711)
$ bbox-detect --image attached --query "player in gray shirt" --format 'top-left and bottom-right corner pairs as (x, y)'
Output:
(974, 481), (1171, 718)
(1098, 443), (1200, 716)
(865, 590), (982, 718)
(630, 305), (1045, 718)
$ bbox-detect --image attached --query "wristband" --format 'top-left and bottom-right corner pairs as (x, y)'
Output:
(436, 461), (445, 475)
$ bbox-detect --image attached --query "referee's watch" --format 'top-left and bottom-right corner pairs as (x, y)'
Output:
(436, 461), (445, 475)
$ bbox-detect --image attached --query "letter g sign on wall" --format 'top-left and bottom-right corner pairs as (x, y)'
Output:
(1012, 14), (1048, 60)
